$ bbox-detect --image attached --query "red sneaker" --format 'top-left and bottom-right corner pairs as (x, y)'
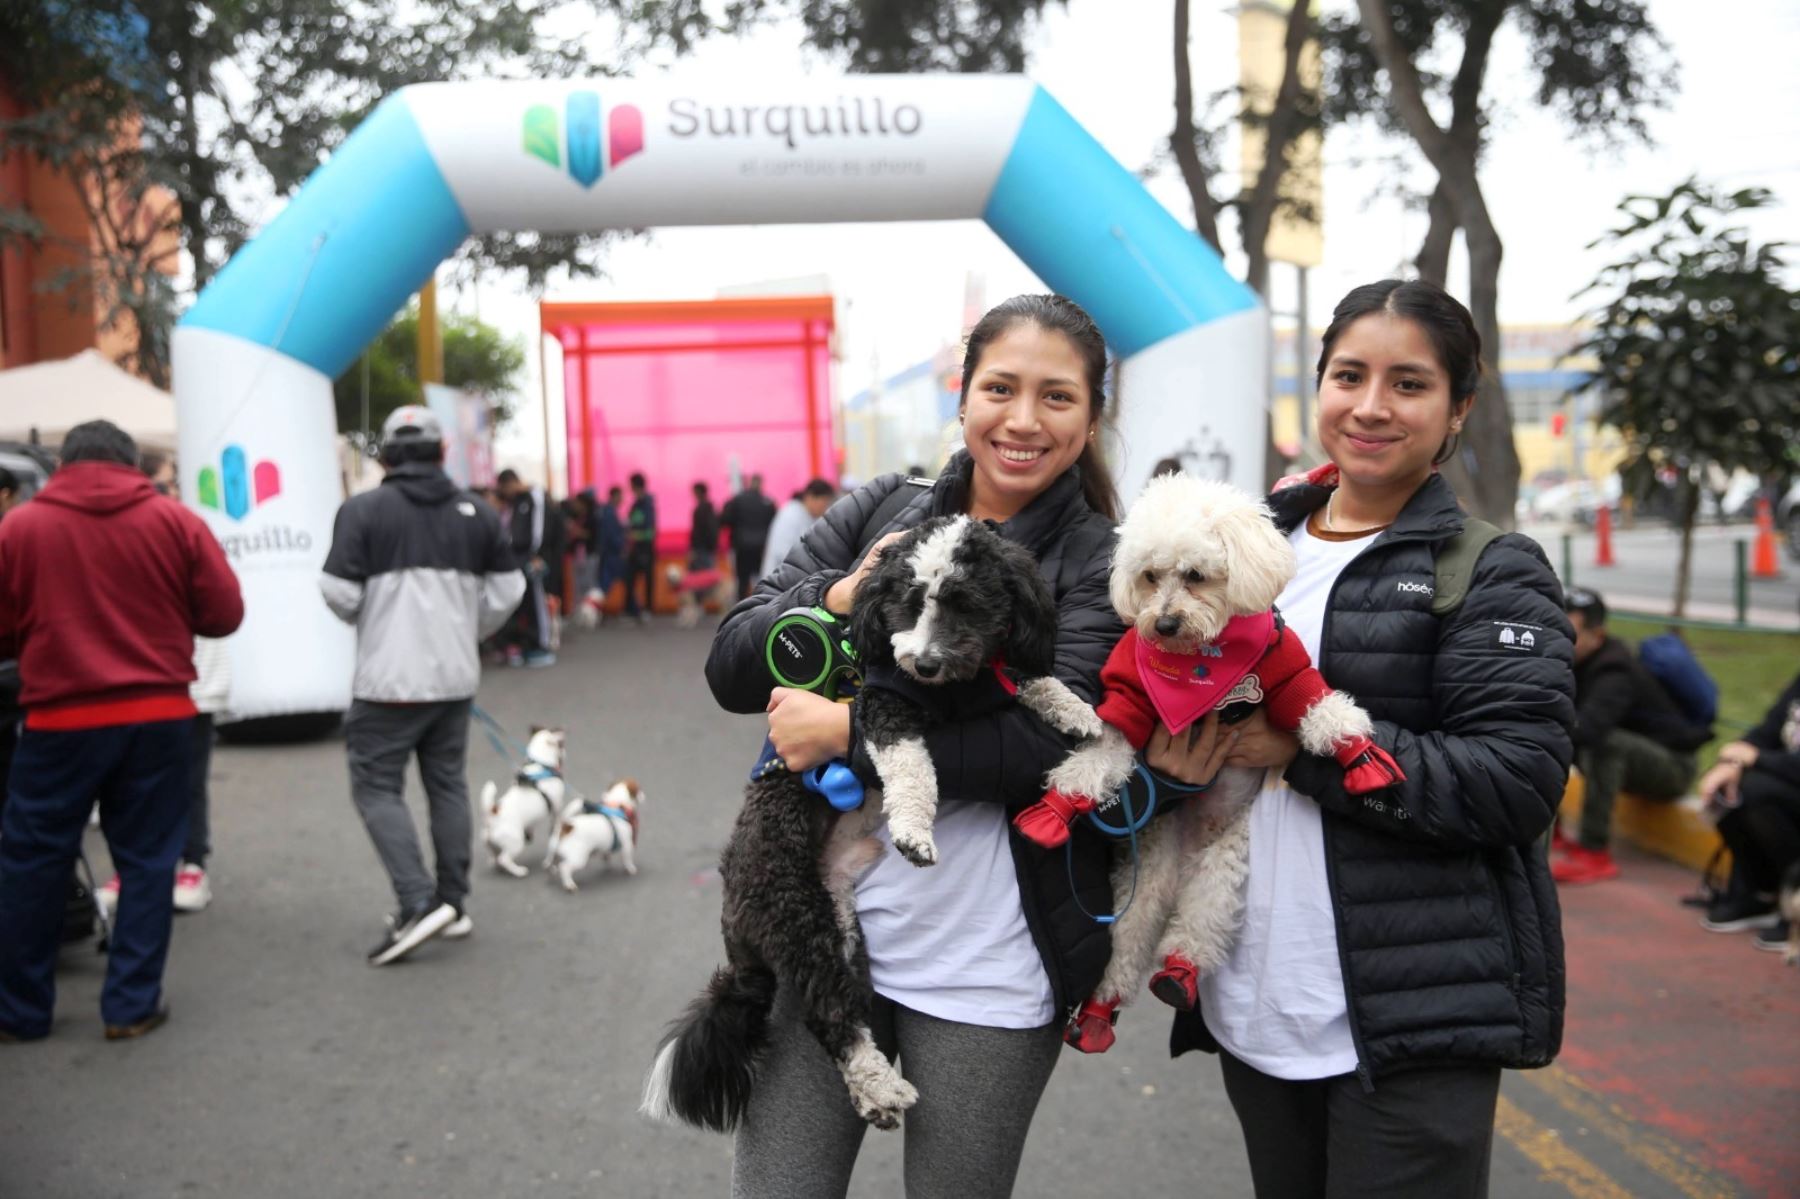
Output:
(1064, 998), (1118, 1054)
(1551, 844), (1620, 885)
(1550, 825), (1575, 856)
(1149, 954), (1200, 1011)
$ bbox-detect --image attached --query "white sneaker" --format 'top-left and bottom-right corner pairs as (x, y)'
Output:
(173, 862), (212, 912)
(441, 913), (474, 940)
(367, 901), (458, 966)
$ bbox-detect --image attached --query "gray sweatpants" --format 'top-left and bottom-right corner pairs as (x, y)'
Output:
(344, 699), (473, 915)
(732, 989), (1063, 1199)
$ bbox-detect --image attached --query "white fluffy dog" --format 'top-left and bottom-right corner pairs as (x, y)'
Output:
(577, 588), (606, 628)
(1020, 475), (1403, 1052)
(480, 727), (568, 877)
(546, 779), (643, 891)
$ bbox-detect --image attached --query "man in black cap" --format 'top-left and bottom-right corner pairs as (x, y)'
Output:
(320, 406), (524, 965)
(1557, 587), (1708, 885)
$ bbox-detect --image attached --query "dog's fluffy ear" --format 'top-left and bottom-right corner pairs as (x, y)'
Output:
(1106, 535), (1142, 624)
(529, 724), (545, 735)
(999, 539), (1060, 679)
(1218, 499), (1296, 616)
(847, 553), (904, 669)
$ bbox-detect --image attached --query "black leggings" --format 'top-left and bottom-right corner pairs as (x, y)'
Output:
(1219, 1049), (1501, 1199)
(732, 990), (1061, 1199)
(1716, 769), (1800, 892)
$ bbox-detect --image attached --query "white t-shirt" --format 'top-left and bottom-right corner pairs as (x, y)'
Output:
(1196, 519), (1379, 1080)
(855, 800), (1056, 1029)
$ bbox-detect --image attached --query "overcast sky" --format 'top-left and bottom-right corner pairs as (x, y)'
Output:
(456, 0), (1800, 479)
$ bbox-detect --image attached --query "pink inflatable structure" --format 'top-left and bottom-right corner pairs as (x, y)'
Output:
(543, 296), (838, 556)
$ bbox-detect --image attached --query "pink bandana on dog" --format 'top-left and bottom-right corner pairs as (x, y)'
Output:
(1134, 610), (1275, 734)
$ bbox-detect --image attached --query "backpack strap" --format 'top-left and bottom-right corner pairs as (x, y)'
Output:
(1431, 517), (1502, 618)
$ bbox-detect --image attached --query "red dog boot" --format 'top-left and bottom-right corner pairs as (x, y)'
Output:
(1013, 789), (1096, 849)
(1334, 737), (1406, 794)
(1149, 953), (1200, 1011)
(1064, 997), (1119, 1053)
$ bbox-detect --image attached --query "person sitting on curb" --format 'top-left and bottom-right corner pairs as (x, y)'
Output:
(1556, 588), (1710, 885)
(1696, 669), (1800, 951)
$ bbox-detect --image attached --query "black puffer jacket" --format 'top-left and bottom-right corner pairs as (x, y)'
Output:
(705, 454), (1123, 1017)
(1172, 473), (1575, 1081)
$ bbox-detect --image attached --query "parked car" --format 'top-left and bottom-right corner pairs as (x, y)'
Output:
(1526, 477), (1621, 527)
(0, 443), (54, 500)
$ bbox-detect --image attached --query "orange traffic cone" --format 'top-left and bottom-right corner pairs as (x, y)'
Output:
(1594, 504), (1616, 567)
(1752, 495), (1780, 578)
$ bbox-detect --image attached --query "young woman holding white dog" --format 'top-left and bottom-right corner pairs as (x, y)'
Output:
(1147, 278), (1576, 1198)
(703, 294), (1227, 1199)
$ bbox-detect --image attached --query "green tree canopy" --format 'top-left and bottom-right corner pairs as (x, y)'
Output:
(332, 306), (526, 442)
(1571, 180), (1799, 615)
(1, 0), (632, 382)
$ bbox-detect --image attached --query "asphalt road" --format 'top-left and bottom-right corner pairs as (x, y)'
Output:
(0, 625), (1771, 1198)
(1520, 519), (1798, 628)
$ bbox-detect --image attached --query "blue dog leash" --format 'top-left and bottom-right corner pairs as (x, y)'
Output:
(1065, 761), (1211, 925)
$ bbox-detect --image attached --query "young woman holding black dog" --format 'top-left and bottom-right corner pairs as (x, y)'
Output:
(704, 294), (1234, 1198)
(1153, 279), (1576, 1198)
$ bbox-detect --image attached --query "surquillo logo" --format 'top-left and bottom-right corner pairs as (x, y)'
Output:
(198, 445), (281, 522)
(523, 92), (645, 188)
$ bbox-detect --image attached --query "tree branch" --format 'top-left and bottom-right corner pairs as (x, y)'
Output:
(1242, 0), (1315, 296)
(1172, 0), (1222, 253)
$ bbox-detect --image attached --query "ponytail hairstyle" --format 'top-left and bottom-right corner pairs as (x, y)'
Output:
(1315, 279), (1483, 465)
(959, 293), (1120, 521)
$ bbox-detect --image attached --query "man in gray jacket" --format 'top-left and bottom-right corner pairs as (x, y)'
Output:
(320, 407), (524, 965)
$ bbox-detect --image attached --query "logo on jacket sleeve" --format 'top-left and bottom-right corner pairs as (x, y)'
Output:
(523, 92), (644, 188)
(197, 445), (281, 521)
(1491, 622), (1544, 653)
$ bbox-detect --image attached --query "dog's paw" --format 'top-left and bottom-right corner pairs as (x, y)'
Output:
(498, 859), (530, 879)
(852, 1072), (918, 1130)
(891, 830), (938, 868)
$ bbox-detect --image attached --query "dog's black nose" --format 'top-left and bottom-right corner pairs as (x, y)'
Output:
(1154, 615), (1183, 638)
(913, 658), (942, 679)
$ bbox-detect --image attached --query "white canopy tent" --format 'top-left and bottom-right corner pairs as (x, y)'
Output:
(0, 349), (178, 451)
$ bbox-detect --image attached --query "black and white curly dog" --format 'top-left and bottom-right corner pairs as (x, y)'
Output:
(642, 514), (1088, 1132)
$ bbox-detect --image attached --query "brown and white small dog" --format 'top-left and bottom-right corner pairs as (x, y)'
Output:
(481, 727), (567, 877)
(665, 564), (729, 629)
(546, 779), (643, 891)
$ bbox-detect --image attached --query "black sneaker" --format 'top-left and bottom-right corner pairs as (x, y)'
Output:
(367, 901), (459, 966)
(1753, 920), (1792, 954)
(1700, 893), (1779, 933)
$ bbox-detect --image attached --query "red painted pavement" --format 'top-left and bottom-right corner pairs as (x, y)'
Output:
(1555, 849), (1800, 1197)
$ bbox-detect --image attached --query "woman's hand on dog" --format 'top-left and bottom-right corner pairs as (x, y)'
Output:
(1220, 710), (1301, 772)
(766, 687), (853, 773)
(825, 531), (909, 615)
(1144, 710), (1238, 787)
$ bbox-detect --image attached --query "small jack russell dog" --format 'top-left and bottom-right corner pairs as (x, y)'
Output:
(546, 779), (644, 891)
(480, 726), (567, 877)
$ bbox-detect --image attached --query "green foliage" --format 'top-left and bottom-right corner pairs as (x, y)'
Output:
(1320, 0), (1675, 147)
(1572, 181), (1799, 497)
(610, 0), (1065, 72)
(0, 0), (634, 372)
(331, 305), (526, 438)
(1608, 617), (1800, 770)
(0, 4), (183, 384)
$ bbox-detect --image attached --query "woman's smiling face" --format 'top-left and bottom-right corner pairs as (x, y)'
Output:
(1317, 312), (1469, 492)
(961, 323), (1095, 521)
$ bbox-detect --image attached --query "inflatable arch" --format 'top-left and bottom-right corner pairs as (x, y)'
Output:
(174, 77), (1265, 720)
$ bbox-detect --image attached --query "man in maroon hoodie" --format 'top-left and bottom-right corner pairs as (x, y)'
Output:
(0, 420), (243, 1042)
